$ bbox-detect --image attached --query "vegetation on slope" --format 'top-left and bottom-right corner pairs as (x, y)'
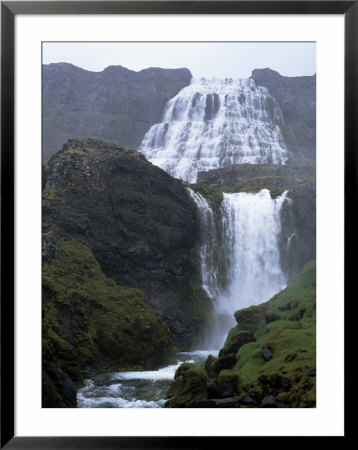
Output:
(42, 237), (173, 407)
(165, 260), (316, 408)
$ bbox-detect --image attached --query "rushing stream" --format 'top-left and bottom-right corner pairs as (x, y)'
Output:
(78, 350), (218, 408)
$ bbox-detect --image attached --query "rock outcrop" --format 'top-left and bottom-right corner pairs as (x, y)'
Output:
(251, 68), (316, 163)
(42, 137), (212, 406)
(42, 63), (192, 162)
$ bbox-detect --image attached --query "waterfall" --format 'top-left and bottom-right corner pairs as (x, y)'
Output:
(189, 188), (289, 348)
(187, 189), (229, 301)
(139, 77), (288, 183)
(217, 189), (289, 315)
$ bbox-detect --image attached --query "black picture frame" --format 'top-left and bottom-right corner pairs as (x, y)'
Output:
(1, 1), (354, 447)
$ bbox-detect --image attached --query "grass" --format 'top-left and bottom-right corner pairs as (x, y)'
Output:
(165, 260), (316, 408)
(232, 260), (316, 406)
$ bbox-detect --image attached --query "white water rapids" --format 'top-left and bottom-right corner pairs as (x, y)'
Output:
(77, 350), (218, 408)
(139, 77), (288, 183)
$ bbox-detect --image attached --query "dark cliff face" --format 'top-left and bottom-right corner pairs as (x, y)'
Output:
(251, 68), (316, 163)
(43, 138), (212, 350)
(197, 163), (316, 281)
(42, 63), (192, 162)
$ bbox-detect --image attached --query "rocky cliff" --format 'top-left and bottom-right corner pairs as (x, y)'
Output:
(42, 63), (192, 162)
(42, 137), (212, 407)
(251, 68), (316, 163)
(196, 163), (316, 281)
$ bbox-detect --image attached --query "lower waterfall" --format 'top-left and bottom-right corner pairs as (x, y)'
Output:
(78, 188), (291, 407)
(189, 188), (290, 348)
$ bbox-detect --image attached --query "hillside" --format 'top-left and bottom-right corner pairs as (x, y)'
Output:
(165, 260), (316, 408)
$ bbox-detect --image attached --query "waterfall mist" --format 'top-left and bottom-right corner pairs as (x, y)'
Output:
(139, 77), (288, 183)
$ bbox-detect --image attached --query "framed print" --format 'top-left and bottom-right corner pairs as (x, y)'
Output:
(1, 0), (354, 447)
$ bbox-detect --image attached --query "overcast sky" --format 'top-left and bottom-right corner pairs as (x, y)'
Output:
(42, 42), (316, 78)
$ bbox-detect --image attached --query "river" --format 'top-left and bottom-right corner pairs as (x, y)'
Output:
(77, 349), (218, 408)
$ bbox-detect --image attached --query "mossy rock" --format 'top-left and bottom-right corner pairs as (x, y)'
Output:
(233, 301), (271, 333)
(165, 363), (208, 408)
(265, 312), (281, 323)
(216, 369), (241, 397)
(42, 237), (174, 407)
(189, 183), (224, 209)
(211, 354), (237, 374)
(204, 354), (218, 378)
(219, 330), (256, 357)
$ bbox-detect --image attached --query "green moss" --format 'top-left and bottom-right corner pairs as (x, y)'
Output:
(216, 369), (241, 394)
(42, 188), (63, 203)
(43, 237), (174, 406)
(190, 184), (224, 208)
(234, 301), (271, 333)
(269, 188), (285, 199)
(232, 260), (316, 406)
(63, 149), (87, 156)
(165, 363), (208, 407)
(219, 330), (256, 357)
(166, 260), (316, 408)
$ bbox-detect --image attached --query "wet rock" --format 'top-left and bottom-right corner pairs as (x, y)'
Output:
(211, 397), (241, 407)
(212, 354), (237, 372)
(261, 395), (277, 407)
(242, 394), (257, 406)
(207, 381), (222, 399)
(305, 366), (316, 376)
(261, 345), (273, 361)
(43, 368), (77, 408)
(204, 354), (218, 378)
(299, 401), (308, 408)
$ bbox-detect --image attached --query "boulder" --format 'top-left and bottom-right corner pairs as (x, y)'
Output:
(261, 346), (273, 361)
(219, 331), (256, 357)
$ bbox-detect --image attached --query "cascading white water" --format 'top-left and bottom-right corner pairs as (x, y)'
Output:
(217, 189), (289, 315)
(187, 188), (223, 301)
(139, 77), (288, 182)
(189, 188), (289, 348)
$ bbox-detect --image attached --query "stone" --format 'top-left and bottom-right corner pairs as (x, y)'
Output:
(305, 366), (316, 376)
(242, 394), (257, 406)
(219, 331), (256, 357)
(207, 381), (222, 399)
(212, 354), (237, 372)
(261, 395), (277, 407)
(204, 354), (218, 377)
(261, 345), (273, 361)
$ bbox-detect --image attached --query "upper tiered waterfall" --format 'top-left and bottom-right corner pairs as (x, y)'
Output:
(139, 77), (288, 182)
